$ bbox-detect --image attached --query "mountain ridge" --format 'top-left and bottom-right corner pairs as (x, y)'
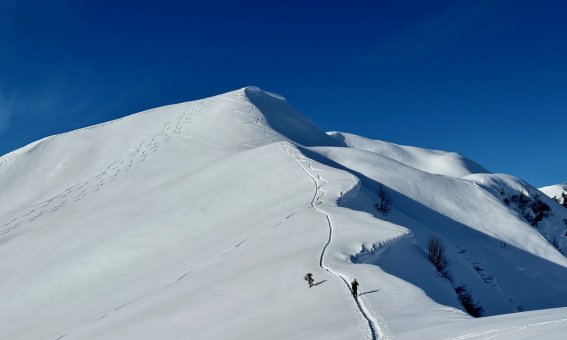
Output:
(2, 87), (567, 339)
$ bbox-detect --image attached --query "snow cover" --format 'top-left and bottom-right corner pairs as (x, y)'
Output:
(2, 87), (567, 340)
(540, 183), (567, 200)
(327, 132), (488, 178)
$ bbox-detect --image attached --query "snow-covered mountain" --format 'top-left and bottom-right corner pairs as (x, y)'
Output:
(540, 183), (567, 200)
(2, 86), (567, 340)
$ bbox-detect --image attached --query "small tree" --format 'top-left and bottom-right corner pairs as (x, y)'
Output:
(376, 185), (392, 214)
(427, 236), (452, 282)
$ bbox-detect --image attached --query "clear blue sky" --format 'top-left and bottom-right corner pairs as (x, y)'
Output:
(1, 0), (565, 187)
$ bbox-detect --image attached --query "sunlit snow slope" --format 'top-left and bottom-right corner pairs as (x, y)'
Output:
(2, 87), (567, 340)
(540, 183), (567, 200)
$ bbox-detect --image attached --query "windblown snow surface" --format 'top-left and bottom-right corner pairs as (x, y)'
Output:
(2, 87), (567, 340)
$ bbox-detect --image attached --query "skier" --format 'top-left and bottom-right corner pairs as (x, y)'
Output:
(351, 279), (359, 297)
(304, 273), (314, 288)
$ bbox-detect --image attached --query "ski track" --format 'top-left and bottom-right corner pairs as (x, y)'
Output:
(219, 90), (280, 148)
(446, 317), (567, 340)
(6, 89), (566, 340)
(455, 245), (525, 312)
(155, 294), (225, 340)
(50, 90), (303, 340)
(34, 88), (385, 340)
(0, 98), (216, 237)
(50, 206), (308, 340)
(222, 90), (388, 339)
(282, 142), (389, 340)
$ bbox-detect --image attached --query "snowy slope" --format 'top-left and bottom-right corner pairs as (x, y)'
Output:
(540, 183), (567, 200)
(328, 131), (488, 177)
(2, 87), (567, 340)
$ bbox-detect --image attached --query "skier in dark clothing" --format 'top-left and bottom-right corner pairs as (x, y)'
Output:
(351, 279), (359, 297)
(304, 273), (314, 288)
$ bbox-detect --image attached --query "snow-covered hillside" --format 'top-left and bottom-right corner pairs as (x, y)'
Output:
(327, 132), (488, 177)
(540, 183), (567, 200)
(2, 87), (567, 340)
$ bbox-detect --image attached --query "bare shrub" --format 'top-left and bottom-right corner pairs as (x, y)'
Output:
(455, 285), (484, 317)
(375, 185), (392, 214)
(427, 236), (452, 282)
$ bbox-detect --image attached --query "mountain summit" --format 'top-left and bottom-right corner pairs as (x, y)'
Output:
(2, 87), (567, 340)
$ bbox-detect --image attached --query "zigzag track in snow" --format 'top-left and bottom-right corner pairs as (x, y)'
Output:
(282, 142), (388, 340)
(51, 89), (297, 340)
(0, 98), (216, 238)
(219, 90), (280, 148)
